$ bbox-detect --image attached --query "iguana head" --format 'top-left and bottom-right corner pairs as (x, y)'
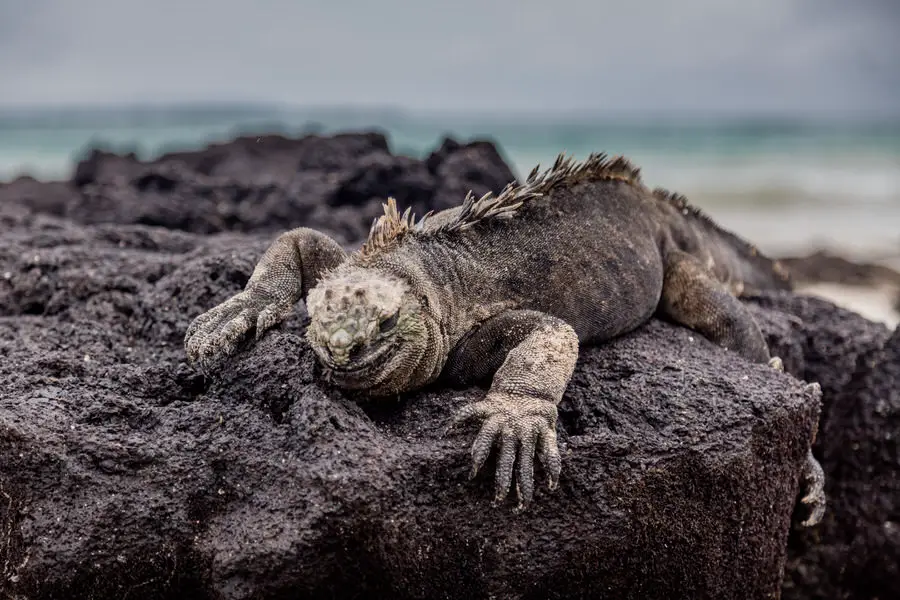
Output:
(305, 266), (440, 395)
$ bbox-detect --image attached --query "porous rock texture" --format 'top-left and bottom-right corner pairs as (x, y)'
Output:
(0, 132), (895, 599)
(749, 294), (900, 600)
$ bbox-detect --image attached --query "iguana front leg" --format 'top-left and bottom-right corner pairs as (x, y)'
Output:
(445, 310), (580, 509)
(185, 227), (346, 370)
(659, 249), (826, 527)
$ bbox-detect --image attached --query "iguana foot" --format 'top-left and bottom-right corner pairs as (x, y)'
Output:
(767, 359), (826, 526)
(184, 290), (292, 371)
(447, 392), (561, 510)
(799, 449), (826, 527)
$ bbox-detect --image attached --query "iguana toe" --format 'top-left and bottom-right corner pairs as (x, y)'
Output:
(185, 303), (243, 368)
(449, 393), (560, 508)
(537, 425), (561, 490)
(799, 450), (826, 527)
(184, 291), (287, 370)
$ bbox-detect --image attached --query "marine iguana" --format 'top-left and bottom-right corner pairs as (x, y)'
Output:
(184, 152), (826, 526)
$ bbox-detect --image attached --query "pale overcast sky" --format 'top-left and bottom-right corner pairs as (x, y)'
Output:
(1, 0), (898, 115)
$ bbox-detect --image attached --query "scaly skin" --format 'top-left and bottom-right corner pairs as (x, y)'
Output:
(184, 153), (826, 525)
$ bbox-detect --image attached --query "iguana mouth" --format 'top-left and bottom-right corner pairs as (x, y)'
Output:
(326, 339), (397, 375)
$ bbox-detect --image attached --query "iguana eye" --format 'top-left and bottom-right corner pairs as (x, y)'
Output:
(379, 311), (399, 333)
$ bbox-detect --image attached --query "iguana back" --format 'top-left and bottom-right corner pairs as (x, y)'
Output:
(351, 153), (791, 348)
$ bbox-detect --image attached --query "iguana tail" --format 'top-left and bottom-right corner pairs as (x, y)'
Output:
(712, 226), (794, 294)
(653, 187), (793, 294)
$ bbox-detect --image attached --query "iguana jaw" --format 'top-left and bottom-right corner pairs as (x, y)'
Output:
(326, 337), (396, 372)
(313, 319), (429, 393)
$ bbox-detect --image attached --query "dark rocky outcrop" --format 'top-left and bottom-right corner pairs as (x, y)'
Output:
(1, 133), (897, 599)
(776, 249), (900, 320)
(777, 249), (900, 289)
(748, 294), (900, 600)
(3, 132), (517, 243)
(0, 220), (820, 599)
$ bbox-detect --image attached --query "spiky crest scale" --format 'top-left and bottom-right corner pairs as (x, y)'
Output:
(358, 197), (432, 259)
(355, 155), (787, 286)
(356, 152), (644, 258)
(651, 187), (722, 230)
(438, 152), (643, 234)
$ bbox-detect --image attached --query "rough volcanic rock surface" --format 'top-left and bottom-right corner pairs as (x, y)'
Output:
(746, 294), (900, 600)
(0, 133), (897, 599)
(0, 221), (819, 599)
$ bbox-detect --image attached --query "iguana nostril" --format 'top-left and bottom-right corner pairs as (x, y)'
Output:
(348, 344), (365, 362)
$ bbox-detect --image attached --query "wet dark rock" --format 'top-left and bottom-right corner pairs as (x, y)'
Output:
(775, 249), (900, 324)
(72, 148), (144, 187)
(426, 137), (519, 212)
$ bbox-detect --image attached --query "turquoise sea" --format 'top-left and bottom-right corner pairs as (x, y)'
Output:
(2, 104), (899, 254)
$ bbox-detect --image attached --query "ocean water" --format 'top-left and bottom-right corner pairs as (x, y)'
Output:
(2, 105), (899, 255)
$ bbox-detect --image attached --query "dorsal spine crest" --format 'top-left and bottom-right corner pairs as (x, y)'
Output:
(358, 197), (432, 259)
(438, 152), (643, 233)
(356, 152), (645, 259)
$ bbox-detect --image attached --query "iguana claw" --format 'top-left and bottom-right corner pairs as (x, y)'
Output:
(799, 450), (826, 527)
(448, 392), (561, 509)
(184, 290), (291, 370)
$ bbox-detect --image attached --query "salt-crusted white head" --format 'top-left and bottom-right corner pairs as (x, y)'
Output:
(304, 198), (450, 395)
(305, 265), (439, 395)
(306, 268), (407, 366)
